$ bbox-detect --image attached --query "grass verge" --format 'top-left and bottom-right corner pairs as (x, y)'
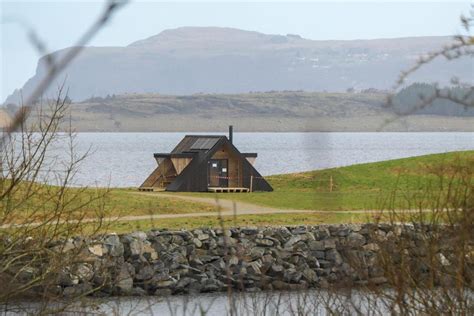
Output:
(170, 150), (474, 211)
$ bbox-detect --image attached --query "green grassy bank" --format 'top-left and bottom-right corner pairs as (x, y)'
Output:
(4, 150), (472, 232)
(170, 150), (474, 211)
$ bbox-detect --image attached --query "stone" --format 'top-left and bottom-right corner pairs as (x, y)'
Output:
(363, 243), (380, 252)
(374, 230), (387, 241)
(466, 250), (474, 265)
(197, 233), (210, 241)
(241, 227), (259, 235)
(337, 227), (351, 237)
(130, 231), (148, 241)
(347, 232), (366, 247)
(437, 253), (451, 266)
(318, 260), (333, 269)
(200, 255), (220, 263)
(311, 250), (326, 260)
(59, 239), (76, 253)
(17, 266), (38, 282)
(308, 240), (325, 251)
(170, 235), (185, 245)
(369, 277), (388, 285)
(284, 235), (302, 248)
(63, 283), (92, 297)
(302, 268), (318, 283)
(304, 257), (319, 269)
(88, 244), (104, 257)
(248, 261), (262, 275)
(217, 236), (237, 247)
(284, 269), (302, 283)
(318, 278), (330, 289)
(269, 264), (284, 275)
(328, 273), (338, 283)
(142, 243), (158, 261)
(131, 287), (147, 296)
(256, 238), (274, 247)
(207, 238), (218, 250)
(193, 238), (203, 248)
(313, 228), (330, 240)
(127, 240), (143, 257)
(272, 280), (291, 291)
(274, 227), (292, 240)
(59, 269), (79, 287)
(75, 263), (94, 282)
(250, 247), (266, 259)
(116, 265), (134, 294)
(175, 277), (196, 291)
(154, 288), (172, 296)
(323, 239), (337, 249)
(215, 229), (232, 237)
(326, 249), (343, 266)
(369, 266), (385, 278)
(201, 278), (225, 292)
(228, 255), (239, 266)
(304, 232), (316, 241)
(190, 257), (204, 266)
(155, 279), (176, 288)
(104, 234), (124, 257)
(135, 265), (154, 281)
(291, 227), (308, 234)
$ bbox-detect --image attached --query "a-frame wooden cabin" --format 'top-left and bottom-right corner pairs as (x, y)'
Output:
(139, 127), (273, 192)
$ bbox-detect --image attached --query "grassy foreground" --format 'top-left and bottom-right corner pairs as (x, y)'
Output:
(106, 212), (376, 234)
(5, 187), (215, 224)
(5, 151), (472, 232)
(170, 150), (474, 211)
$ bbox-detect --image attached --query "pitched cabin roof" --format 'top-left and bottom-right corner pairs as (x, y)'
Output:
(172, 135), (224, 154)
(154, 135), (257, 158)
(142, 134), (272, 192)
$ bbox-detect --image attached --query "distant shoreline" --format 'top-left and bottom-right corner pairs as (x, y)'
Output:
(60, 115), (474, 133)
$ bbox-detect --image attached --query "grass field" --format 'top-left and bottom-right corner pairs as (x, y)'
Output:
(4, 150), (472, 231)
(4, 186), (215, 224)
(105, 212), (376, 234)
(168, 150), (474, 211)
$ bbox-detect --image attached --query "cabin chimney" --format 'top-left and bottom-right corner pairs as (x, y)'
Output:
(229, 125), (233, 144)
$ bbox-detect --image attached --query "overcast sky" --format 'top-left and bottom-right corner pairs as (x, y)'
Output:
(1, 1), (471, 102)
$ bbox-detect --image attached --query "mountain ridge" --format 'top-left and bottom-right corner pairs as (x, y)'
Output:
(4, 27), (470, 105)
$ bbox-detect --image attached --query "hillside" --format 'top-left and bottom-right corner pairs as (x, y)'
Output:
(4, 27), (471, 105)
(54, 91), (474, 132)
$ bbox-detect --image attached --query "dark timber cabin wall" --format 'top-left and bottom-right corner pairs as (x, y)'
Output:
(211, 142), (241, 187)
(140, 129), (273, 192)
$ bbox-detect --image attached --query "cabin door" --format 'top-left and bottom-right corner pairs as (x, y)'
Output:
(208, 159), (228, 187)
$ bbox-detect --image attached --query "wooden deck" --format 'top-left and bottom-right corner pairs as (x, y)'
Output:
(208, 187), (249, 193)
(138, 187), (166, 192)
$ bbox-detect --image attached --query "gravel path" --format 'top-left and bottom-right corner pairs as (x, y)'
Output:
(1, 192), (428, 228)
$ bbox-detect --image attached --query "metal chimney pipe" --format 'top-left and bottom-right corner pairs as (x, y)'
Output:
(229, 125), (233, 144)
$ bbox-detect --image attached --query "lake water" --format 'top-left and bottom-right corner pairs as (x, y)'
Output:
(6, 290), (392, 315)
(10, 289), (471, 315)
(61, 132), (473, 187)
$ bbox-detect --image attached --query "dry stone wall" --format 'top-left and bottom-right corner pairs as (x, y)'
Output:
(50, 224), (469, 297)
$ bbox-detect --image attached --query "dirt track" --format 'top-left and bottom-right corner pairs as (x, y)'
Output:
(0, 192), (429, 229)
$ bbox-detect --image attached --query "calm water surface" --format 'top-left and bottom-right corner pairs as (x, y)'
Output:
(63, 132), (473, 187)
